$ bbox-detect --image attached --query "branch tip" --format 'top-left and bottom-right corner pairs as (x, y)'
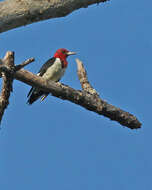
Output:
(15, 57), (35, 71)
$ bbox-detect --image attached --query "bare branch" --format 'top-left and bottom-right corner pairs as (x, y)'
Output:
(14, 67), (141, 129)
(0, 52), (141, 129)
(0, 51), (15, 123)
(0, 0), (109, 33)
(76, 58), (141, 129)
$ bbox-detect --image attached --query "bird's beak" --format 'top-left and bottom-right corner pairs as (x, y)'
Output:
(66, 51), (76, 56)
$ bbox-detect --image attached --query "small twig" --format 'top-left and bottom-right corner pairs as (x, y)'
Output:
(15, 57), (35, 71)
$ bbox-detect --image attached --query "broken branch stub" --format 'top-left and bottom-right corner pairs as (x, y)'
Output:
(0, 52), (35, 124)
(0, 51), (15, 123)
(76, 58), (99, 96)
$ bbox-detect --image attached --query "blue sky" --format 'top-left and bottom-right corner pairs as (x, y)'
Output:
(0, 0), (152, 189)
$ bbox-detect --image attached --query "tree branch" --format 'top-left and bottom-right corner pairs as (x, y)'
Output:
(14, 67), (141, 130)
(0, 53), (35, 124)
(0, 51), (141, 129)
(0, 52), (15, 123)
(76, 58), (141, 129)
(0, 0), (109, 33)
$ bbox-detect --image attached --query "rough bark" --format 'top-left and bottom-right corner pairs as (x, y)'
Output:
(0, 0), (108, 33)
(15, 64), (141, 130)
(0, 52), (35, 124)
(76, 58), (99, 96)
(0, 52), (15, 123)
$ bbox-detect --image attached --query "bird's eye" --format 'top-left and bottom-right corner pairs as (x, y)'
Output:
(62, 50), (66, 54)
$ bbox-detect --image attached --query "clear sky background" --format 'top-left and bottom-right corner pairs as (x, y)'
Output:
(0, 0), (152, 189)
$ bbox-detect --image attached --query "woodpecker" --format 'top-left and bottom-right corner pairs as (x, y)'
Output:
(27, 48), (76, 104)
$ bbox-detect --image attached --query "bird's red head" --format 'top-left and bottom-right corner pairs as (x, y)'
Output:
(54, 48), (76, 67)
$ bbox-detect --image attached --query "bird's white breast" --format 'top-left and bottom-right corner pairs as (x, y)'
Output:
(42, 58), (66, 82)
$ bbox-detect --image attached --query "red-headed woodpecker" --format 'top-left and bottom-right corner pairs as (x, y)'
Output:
(27, 48), (76, 104)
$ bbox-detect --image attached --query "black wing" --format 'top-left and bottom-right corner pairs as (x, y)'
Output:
(27, 87), (34, 98)
(27, 57), (56, 104)
(38, 57), (56, 76)
(27, 89), (45, 105)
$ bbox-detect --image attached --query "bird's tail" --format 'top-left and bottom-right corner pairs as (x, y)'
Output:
(27, 87), (44, 105)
